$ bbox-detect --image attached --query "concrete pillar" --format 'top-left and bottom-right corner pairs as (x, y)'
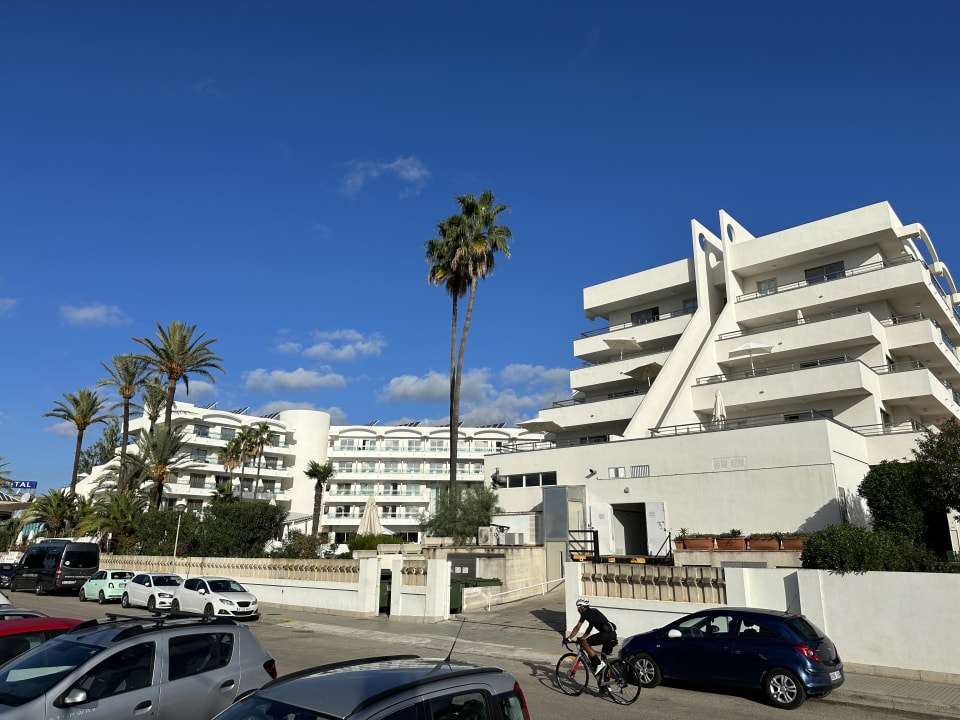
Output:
(356, 556), (381, 618)
(423, 558), (451, 622)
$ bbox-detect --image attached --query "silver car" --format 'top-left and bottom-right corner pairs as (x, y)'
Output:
(0, 614), (277, 720)
(212, 655), (530, 720)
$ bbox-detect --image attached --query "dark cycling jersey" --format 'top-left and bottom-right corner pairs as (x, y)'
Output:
(581, 607), (617, 653)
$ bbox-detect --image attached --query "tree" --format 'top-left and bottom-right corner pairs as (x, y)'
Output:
(77, 490), (148, 553)
(44, 389), (113, 497)
(249, 422), (274, 497)
(858, 460), (931, 542)
(801, 524), (940, 574)
(78, 418), (122, 476)
(0, 456), (11, 488)
(304, 460), (334, 538)
(220, 436), (243, 501)
(98, 354), (151, 491)
(132, 321), (225, 427)
(271, 530), (325, 558)
(198, 498), (287, 557)
(420, 485), (502, 544)
(425, 191), (513, 491)
(135, 507), (202, 556)
(139, 375), (167, 432)
(126, 425), (191, 510)
(235, 426), (259, 500)
(22, 489), (76, 538)
(912, 417), (960, 514)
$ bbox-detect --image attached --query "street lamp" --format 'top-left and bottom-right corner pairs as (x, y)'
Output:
(171, 501), (188, 574)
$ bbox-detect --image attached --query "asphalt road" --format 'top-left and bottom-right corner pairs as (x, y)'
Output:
(5, 590), (934, 720)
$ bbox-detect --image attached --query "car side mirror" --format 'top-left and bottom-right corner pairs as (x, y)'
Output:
(198, 588), (207, 595)
(57, 688), (89, 707)
(667, 629), (682, 639)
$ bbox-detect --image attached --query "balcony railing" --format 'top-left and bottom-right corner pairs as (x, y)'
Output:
(578, 343), (676, 368)
(717, 306), (863, 341)
(580, 307), (696, 339)
(696, 355), (854, 385)
(651, 409), (833, 436)
(735, 257), (915, 302)
(551, 386), (649, 408)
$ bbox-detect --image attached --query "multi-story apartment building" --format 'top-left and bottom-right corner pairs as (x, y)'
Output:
(76, 404), (542, 543)
(492, 202), (960, 577)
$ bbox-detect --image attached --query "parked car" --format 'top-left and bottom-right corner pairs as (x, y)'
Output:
(79, 569), (135, 604)
(172, 576), (259, 620)
(0, 608), (47, 620)
(10, 540), (100, 595)
(0, 616), (81, 665)
(620, 607), (844, 709)
(211, 655), (530, 720)
(0, 613), (277, 719)
(121, 573), (183, 611)
(0, 563), (17, 589)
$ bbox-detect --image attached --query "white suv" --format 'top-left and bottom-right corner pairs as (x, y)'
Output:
(172, 576), (259, 620)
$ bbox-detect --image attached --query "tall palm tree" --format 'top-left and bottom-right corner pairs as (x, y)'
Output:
(126, 425), (191, 510)
(0, 456), (11, 488)
(235, 426), (258, 500)
(44, 389), (113, 497)
(304, 460), (334, 538)
(220, 436), (243, 501)
(139, 375), (167, 432)
(249, 422), (274, 497)
(425, 190), (513, 491)
(22, 489), (76, 538)
(98, 354), (151, 492)
(132, 321), (225, 427)
(79, 491), (148, 553)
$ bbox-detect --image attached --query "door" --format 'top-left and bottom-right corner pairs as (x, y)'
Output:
(161, 631), (240, 720)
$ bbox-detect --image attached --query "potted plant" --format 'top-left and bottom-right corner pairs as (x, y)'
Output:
(673, 528), (688, 550)
(748, 532), (781, 551)
(682, 531), (715, 550)
(779, 531), (808, 551)
(715, 529), (747, 551)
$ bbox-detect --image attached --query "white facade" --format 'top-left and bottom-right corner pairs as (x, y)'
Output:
(76, 404), (543, 542)
(496, 202), (960, 556)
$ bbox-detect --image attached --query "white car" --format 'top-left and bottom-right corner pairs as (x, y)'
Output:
(172, 576), (259, 620)
(121, 573), (183, 611)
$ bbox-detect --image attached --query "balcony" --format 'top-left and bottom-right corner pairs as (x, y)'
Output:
(574, 310), (693, 362)
(570, 347), (672, 394)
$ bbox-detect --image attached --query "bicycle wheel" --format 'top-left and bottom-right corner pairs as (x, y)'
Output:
(555, 653), (589, 695)
(604, 660), (641, 705)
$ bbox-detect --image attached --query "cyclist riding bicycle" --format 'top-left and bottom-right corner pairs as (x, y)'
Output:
(567, 598), (617, 677)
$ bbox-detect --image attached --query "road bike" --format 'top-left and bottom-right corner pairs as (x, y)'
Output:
(554, 638), (641, 705)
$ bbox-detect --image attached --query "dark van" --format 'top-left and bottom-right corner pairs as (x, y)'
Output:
(10, 539), (100, 595)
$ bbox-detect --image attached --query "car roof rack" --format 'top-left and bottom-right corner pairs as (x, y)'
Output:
(68, 612), (237, 641)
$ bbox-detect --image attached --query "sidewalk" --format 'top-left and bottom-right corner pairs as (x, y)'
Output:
(273, 587), (960, 718)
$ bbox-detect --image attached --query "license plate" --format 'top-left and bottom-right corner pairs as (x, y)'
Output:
(830, 671), (842, 681)
(61, 580), (74, 585)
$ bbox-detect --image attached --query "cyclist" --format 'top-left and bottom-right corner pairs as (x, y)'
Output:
(567, 598), (617, 677)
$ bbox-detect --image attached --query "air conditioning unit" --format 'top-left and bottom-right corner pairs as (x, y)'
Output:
(477, 527), (495, 546)
(504, 533), (524, 546)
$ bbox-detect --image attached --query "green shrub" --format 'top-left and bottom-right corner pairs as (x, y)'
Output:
(801, 524), (942, 574)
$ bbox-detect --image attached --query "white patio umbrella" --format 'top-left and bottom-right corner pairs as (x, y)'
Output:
(603, 336), (642, 359)
(712, 390), (726, 425)
(729, 341), (774, 372)
(356, 494), (384, 536)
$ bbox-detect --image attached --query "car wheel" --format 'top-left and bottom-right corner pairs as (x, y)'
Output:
(121, 592), (130, 608)
(34, 581), (44, 596)
(147, 595), (156, 612)
(629, 653), (662, 689)
(98, 591), (106, 605)
(79, 588), (87, 602)
(763, 667), (806, 709)
(203, 603), (215, 619)
(171, 599), (181, 613)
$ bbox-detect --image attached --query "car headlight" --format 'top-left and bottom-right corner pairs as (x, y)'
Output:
(218, 598), (237, 607)
(158, 592), (173, 598)
(250, 599), (258, 606)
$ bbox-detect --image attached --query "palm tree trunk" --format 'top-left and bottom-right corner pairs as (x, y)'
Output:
(69, 431), (84, 498)
(255, 454), (263, 498)
(312, 481), (324, 538)
(164, 377), (177, 426)
(451, 281), (479, 493)
(119, 398), (131, 493)
(448, 296), (459, 492)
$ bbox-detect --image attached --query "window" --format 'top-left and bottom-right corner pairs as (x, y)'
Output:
(384, 461), (400, 474)
(360, 462), (376, 473)
(608, 466), (626, 478)
(406, 439), (423, 451)
(340, 439), (355, 449)
(187, 500), (203, 512)
(430, 690), (490, 720)
(429, 439), (446, 452)
(75, 641), (154, 700)
(541, 471), (558, 486)
(805, 261), (845, 284)
(737, 619), (779, 639)
(757, 277), (778, 295)
(168, 633), (234, 681)
(191, 449), (207, 463)
(220, 427), (235, 441)
(268, 433), (281, 446)
(498, 690), (527, 720)
(428, 462), (444, 474)
(683, 297), (698, 313)
(631, 307), (659, 325)
(384, 439), (401, 451)
(194, 424), (210, 438)
(407, 461), (421, 473)
(630, 465), (650, 478)
(189, 474), (206, 489)
(579, 435), (609, 445)
(337, 462), (354, 473)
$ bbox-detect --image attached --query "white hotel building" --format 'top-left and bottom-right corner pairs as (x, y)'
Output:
(77, 406), (543, 544)
(491, 202), (960, 577)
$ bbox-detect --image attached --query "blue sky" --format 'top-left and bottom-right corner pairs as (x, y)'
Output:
(2, 2), (959, 494)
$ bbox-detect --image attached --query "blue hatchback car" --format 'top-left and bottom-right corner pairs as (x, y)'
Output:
(619, 607), (843, 709)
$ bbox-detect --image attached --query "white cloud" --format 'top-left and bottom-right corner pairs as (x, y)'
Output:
(275, 341), (302, 354)
(381, 371), (448, 403)
(500, 363), (570, 386)
(341, 155), (430, 196)
(44, 421), (77, 438)
(244, 368), (346, 393)
(303, 330), (385, 362)
(255, 400), (348, 425)
(0, 298), (16, 315)
(60, 303), (131, 326)
(175, 380), (217, 401)
(193, 78), (220, 96)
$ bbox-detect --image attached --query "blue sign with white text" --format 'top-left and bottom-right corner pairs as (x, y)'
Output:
(11, 481), (38, 490)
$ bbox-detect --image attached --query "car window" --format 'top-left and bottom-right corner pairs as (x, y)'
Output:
(42, 551), (62, 569)
(380, 704), (418, 720)
(168, 632), (234, 681)
(430, 690), (489, 720)
(497, 691), (524, 720)
(74, 641), (154, 700)
(21, 550), (45, 569)
(784, 615), (825, 641)
(0, 633), (43, 664)
(704, 614), (734, 638)
(0, 638), (103, 706)
(215, 696), (323, 720)
(111, 571), (134, 580)
(209, 580), (246, 593)
(63, 550), (98, 568)
(154, 576), (182, 587)
(184, 578), (198, 591)
(737, 619), (779, 639)
(91, 571), (105, 581)
(133, 575), (147, 585)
